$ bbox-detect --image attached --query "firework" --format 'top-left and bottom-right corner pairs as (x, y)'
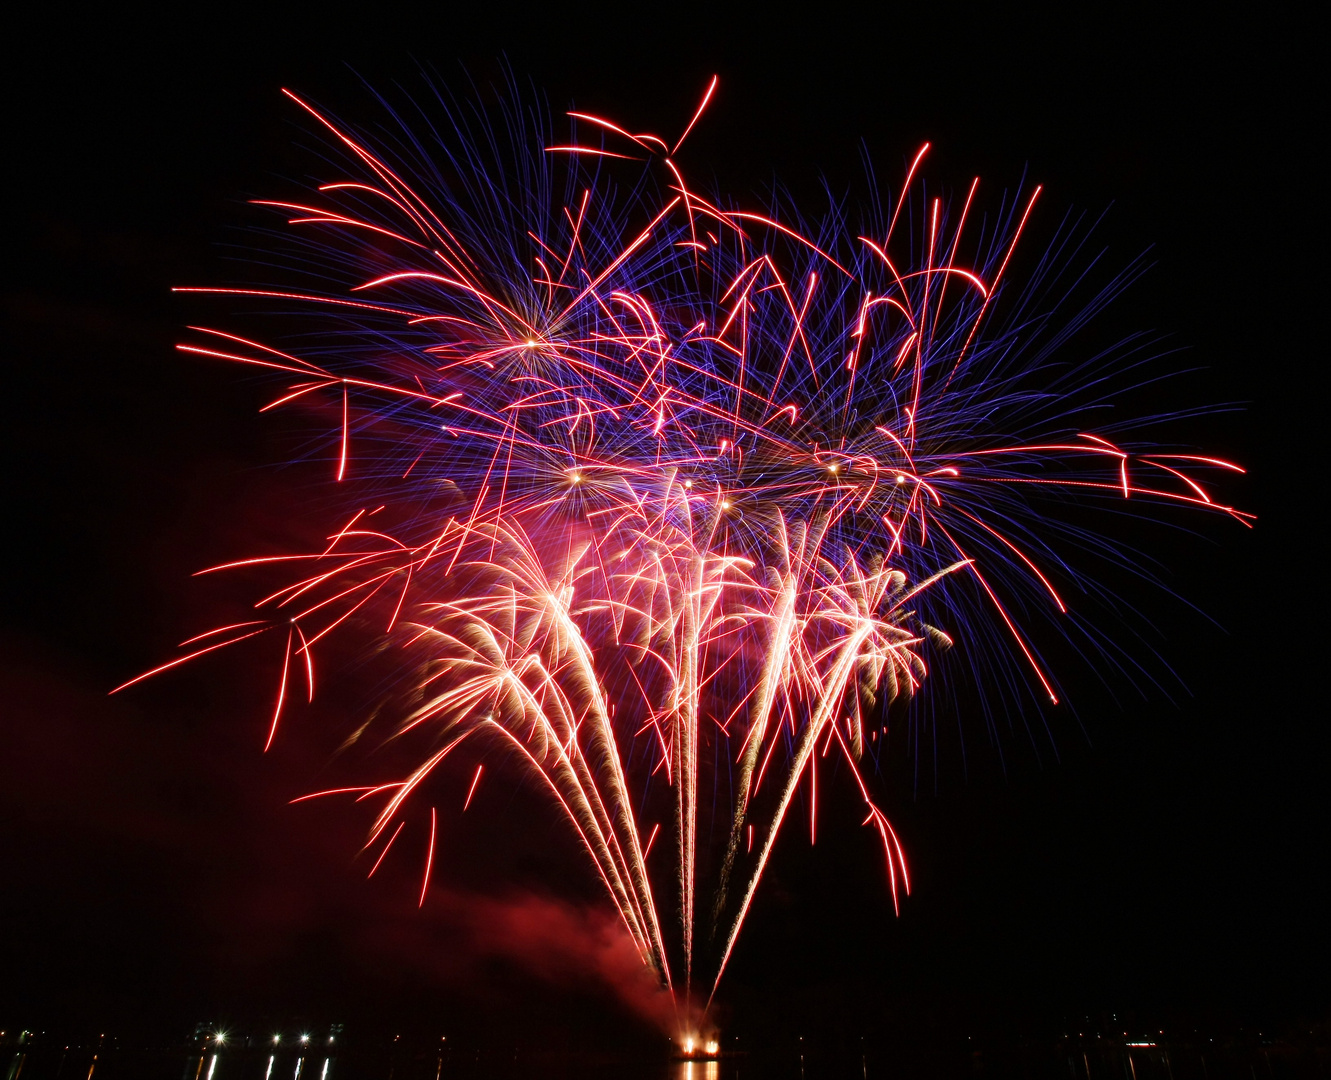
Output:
(117, 76), (1248, 1028)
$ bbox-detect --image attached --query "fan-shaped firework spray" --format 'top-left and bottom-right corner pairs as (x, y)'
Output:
(117, 75), (1247, 1032)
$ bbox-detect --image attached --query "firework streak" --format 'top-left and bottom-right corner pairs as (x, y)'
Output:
(117, 78), (1248, 1022)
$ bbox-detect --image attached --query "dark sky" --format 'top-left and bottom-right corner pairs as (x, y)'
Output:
(1, 5), (1321, 1052)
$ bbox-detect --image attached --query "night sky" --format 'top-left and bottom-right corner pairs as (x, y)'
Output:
(1, 5), (1322, 1055)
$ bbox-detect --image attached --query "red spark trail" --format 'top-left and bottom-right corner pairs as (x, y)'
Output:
(419, 808), (436, 907)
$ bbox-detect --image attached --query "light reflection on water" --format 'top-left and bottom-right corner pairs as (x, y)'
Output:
(184, 1056), (741, 1079)
(186, 1055), (337, 1080)
(6, 1049), (774, 1079)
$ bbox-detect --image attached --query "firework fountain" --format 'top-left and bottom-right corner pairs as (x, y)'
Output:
(117, 77), (1248, 1038)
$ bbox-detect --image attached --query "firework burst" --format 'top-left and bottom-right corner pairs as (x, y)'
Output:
(116, 75), (1248, 1029)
